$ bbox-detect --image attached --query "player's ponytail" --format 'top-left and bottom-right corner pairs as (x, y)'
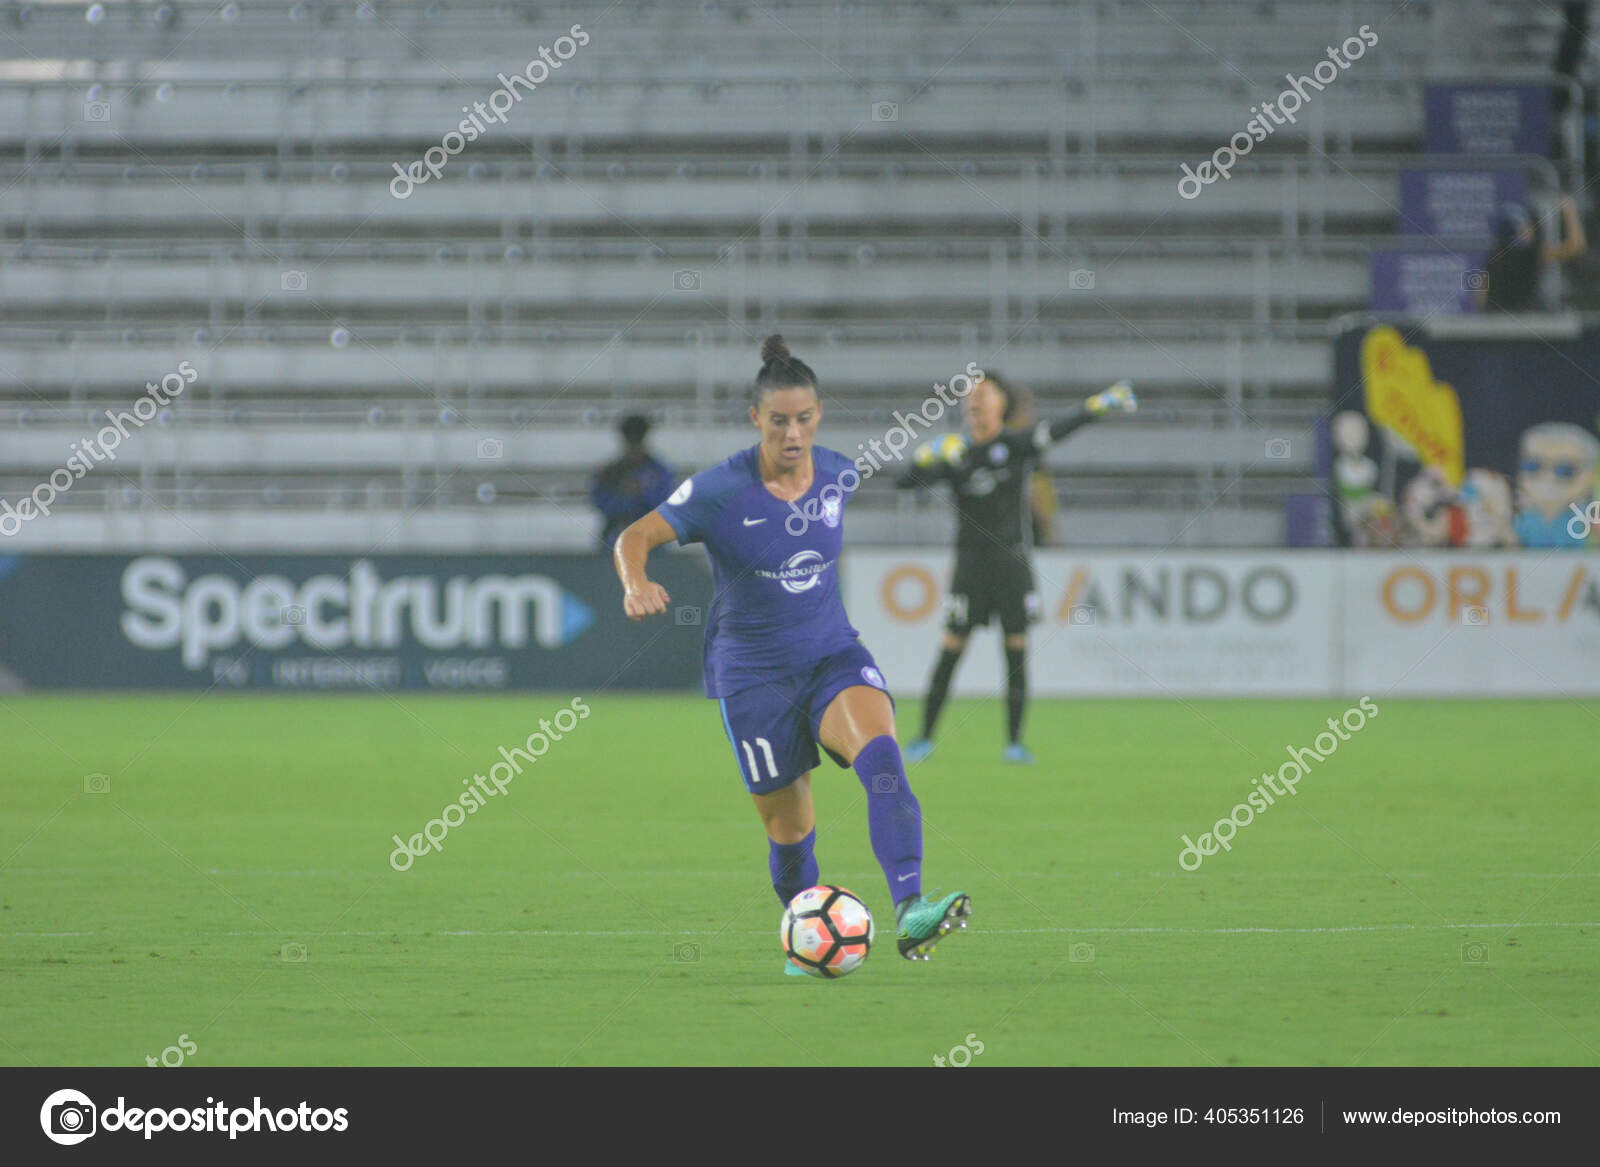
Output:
(752, 333), (819, 408)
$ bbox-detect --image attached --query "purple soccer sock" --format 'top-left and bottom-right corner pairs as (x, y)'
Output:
(769, 828), (818, 907)
(852, 735), (923, 903)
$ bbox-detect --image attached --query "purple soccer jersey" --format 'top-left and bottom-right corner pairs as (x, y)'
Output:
(657, 444), (863, 698)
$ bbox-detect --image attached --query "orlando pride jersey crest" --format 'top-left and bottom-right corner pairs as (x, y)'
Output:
(658, 445), (862, 697)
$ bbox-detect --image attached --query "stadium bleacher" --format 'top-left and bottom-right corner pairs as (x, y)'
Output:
(0, 0), (1579, 549)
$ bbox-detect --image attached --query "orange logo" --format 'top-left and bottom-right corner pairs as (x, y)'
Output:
(1381, 564), (1600, 623)
(881, 564), (939, 622)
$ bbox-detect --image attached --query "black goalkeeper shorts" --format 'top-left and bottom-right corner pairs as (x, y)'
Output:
(944, 551), (1040, 637)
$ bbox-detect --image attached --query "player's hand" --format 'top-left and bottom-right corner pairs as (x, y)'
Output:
(1086, 381), (1137, 415)
(623, 581), (671, 621)
(913, 434), (965, 467)
(937, 433), (966, 463)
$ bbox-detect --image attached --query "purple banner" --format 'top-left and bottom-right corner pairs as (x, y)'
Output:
(1283, 494), (1333, 548)
(1398, 168), (1528, 240)
(1370, 249), (1488, 316)
(1424, 84), (1551, 156)
(1331, 322), (1600, 549)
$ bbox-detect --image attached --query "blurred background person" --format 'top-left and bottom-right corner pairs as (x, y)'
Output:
(1478, 195), (1588, 311)
(591, 413), (675, 551)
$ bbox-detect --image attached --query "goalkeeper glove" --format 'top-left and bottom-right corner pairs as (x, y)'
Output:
(1086, 381), (1137, 415)
(913, 433), (967, 467)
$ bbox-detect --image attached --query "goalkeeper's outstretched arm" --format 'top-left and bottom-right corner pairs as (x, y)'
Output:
(1035, 381), (1138, 448)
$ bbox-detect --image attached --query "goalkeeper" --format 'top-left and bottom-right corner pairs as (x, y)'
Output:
(895, 373), (1136, 763)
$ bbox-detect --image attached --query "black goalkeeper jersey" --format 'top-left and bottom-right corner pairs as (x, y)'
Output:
(897, 409), (1096, 556)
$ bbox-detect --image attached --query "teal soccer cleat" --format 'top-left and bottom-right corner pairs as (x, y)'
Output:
(896, 891), (972, 961)
(784, 958), (811, 978)
(1003, 743), (1035, 764)
(903, 738), (936, 763)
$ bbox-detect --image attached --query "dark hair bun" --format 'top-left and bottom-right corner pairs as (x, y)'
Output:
(761, 334), (790, 364)
(751, 333), (818, 405)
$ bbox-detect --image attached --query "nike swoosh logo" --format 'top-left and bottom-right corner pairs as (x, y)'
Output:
(742, 517), (767, 526)
(897, 873), (916, 882)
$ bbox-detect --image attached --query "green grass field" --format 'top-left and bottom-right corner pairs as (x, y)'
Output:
(2, 693), (1595, 1066)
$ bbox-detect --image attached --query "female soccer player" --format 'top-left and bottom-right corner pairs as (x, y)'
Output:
(898, 372), (1137, 764)
(612, 334), (971, 975)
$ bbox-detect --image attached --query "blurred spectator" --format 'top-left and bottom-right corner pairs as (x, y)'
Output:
(1552, 3), (1591, 176)
(1478, 196), (1587, 311)
(590, 414), (674, 551)
(1029, 471), (1060, 547)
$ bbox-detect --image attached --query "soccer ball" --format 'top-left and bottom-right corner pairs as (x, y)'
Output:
(781, 885), (874, 978)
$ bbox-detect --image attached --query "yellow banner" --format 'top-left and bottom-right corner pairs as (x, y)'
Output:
(1360, 325), (1465, 487)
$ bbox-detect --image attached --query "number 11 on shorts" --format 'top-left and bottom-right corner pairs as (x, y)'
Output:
(740, 737), (778, 783)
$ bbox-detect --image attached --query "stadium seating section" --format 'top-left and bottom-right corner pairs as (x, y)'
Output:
(0, 0), (1572, 548)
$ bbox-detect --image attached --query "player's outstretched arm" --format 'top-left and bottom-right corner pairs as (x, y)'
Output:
(613, 509), (677, 620)
(1037, 380), (1138, 446)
